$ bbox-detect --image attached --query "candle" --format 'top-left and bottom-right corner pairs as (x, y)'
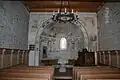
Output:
(72, 9), (73, 13)
(65, 8), (66, 13)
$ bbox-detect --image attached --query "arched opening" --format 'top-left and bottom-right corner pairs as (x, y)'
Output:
(33, 17), (89, 66)
(60, 37), (67, 50)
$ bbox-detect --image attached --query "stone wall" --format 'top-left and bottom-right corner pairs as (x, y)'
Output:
(28, 12), (97, 62)
(0, 1), (29, 50)
(97, 3), (120, 50)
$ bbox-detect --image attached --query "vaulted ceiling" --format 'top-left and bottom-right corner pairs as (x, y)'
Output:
(23, 0), (104, 12)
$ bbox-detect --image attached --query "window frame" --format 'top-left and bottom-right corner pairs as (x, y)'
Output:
(60, 37), (67, 50)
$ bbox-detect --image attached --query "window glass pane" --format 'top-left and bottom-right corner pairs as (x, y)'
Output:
(60, 38), (67, 50)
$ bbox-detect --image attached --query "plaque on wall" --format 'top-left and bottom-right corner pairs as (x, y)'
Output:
(29, 44), (35, 51)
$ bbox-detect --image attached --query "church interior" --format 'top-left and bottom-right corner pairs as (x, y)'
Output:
(1, 0), (120, 80)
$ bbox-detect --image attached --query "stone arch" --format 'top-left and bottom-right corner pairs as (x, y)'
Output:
(34, 18), (89, 54)
(73, 20), (89, 50)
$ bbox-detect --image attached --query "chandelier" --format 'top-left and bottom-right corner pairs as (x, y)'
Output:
(52, 0), (79, 23)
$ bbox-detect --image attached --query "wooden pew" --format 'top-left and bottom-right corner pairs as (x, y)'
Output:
(9, 65), (53, 69)
(1, 69), (53, 73)
(73, 66), (119, 80)
(81, 74), (120, 80)
(0, 77), (49, 80)
(77, 71), (120, 80)
(0, 72), (52, 80)
(2, 67), (54, 71)
(87, 79), (120, 80)
(1, 66), (54, 74)
(0, 72), (51, 77)
(0, 65), (54, 80)
(73, 67), (120, 80)
(0, 68), (54, 79)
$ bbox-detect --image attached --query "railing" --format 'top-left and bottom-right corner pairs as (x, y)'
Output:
(0, 48), (29, 69)
(97, 50), (120, 68)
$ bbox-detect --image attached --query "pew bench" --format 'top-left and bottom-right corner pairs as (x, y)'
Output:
(10, 65), (52, 68)
(87, 79), (120, 80)
(0, 72), (52, 80)
(73, 67), (120, 80)
(0, 77), (49, 80)
(1, 69), (53, 73)
(73, 66), (116, 80)
(76, 68), (120, 80)
(9, 66), (54, 70)
(81, 74), (120, 80)
(0, 65), (54, 80)
(0, 69), (54, 79)
(77, 71), (120, 80)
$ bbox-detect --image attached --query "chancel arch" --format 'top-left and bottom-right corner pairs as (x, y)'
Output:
(34, 19), (89, 62)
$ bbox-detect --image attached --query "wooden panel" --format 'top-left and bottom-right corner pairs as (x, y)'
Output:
(118, 51), (120, 68)
(3, 54), (11, 68)
(19, 50), (24, 64)
(23, 1), (103, 12)
(24, 1), (101, 8)
(0, 65), (54, 80)
(12, 50), (18, 66)
(3, 49), (11, 68)
(85, 52), (95, 65)
(0, 54), (2, 69)
(104, 52), (109, 65)
(41, 59), (58, 66)
(97, 52), (100, 64)
(101, 52), (104, 64)
(111, 51), (117, 67)
(73, 66), (120, 80)
(24, 51), (29, 65)
(30, 8), (98, 12)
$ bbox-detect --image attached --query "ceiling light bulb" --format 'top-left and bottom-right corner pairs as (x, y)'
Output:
(72, 9), (73, 13)
(65, 8), (66, 13)
(58, 9), (59, 13)
(53, 11), (55, 15)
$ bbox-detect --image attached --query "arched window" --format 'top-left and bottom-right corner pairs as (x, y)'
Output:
(60, 37), (67, 50)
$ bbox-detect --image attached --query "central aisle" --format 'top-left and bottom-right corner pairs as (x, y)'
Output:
(54, 67), (73, 80)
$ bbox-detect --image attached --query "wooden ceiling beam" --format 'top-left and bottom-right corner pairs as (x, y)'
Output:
(24, 1), (101, 9)
(24, 1), (103, 12)
(30, 8), (97, 12)
(24, 0), (103, 1)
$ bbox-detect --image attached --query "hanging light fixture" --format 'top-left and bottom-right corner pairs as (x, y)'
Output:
(52, 0), (79, 23)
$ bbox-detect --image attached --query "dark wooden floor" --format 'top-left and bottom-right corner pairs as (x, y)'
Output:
(54, 68), (72, 77)
(54, 68), (73, 79)
(55, 79), (72, 80)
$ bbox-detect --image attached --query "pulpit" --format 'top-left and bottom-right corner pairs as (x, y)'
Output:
(75, 52), (95, 66)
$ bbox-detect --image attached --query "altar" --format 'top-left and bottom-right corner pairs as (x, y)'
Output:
(41, 52), (95, 66)
(41, 59), (76, 66)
